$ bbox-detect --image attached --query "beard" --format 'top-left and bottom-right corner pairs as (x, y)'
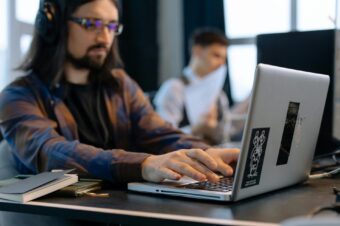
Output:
(66, 44), (109, 71)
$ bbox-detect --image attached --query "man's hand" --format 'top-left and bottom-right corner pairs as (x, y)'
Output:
(205, 148), (239, 176)
(192, 105), (219, 132)
(141, 148), (239, 183)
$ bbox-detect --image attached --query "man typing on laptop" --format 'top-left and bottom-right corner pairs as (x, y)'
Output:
(0, 0), (239, 187)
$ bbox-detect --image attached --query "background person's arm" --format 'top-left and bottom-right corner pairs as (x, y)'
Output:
(153, 78), (185, 127)
(190, 92), (230, 145)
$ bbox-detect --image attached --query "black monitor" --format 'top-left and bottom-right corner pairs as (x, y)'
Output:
(256, 29), (336, 157)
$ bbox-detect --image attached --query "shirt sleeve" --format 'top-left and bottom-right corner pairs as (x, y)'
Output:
(153, 79), (185, 127)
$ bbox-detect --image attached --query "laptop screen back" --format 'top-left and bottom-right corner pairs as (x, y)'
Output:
(232, 64), (329, 201)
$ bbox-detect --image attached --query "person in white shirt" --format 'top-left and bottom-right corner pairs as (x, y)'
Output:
(154, 28), (249, 145)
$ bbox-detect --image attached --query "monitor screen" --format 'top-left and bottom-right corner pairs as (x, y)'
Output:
(256, 29), (335, 157)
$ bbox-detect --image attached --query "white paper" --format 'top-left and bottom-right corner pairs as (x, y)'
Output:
(184, 65), (226, 125)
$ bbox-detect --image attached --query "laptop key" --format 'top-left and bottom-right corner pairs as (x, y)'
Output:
(181, 177), (233, 192)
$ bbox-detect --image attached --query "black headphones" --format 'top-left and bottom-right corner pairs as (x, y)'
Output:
(35, 0), (63, 44)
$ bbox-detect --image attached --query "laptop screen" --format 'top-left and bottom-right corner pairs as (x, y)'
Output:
(256, 29), (335, 157)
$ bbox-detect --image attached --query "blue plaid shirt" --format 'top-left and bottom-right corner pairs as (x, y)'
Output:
(0, 70), (209, 183)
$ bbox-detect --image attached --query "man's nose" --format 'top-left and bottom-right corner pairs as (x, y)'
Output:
(96, 27), (113, 44)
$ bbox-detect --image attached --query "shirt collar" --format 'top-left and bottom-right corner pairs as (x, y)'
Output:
(182, 65), (227, 86)
(182, 67), (201, 84)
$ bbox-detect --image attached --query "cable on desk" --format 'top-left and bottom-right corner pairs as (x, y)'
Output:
(307, 204), (340, 217)
(309, 167), (340, 179)
(312, 150), (340, 172)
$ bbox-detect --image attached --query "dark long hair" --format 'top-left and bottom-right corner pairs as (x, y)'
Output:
(19, 0), (123, 89)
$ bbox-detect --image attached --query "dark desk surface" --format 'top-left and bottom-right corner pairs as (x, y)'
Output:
(0, 178), (338, 226)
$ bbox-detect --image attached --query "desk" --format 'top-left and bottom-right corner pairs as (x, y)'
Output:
(0, 178), (338, 226)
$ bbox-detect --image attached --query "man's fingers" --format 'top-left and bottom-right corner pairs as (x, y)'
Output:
(159, 168), (182, 181)
(141, 149), (238, 183)
(220, 148), (240, 163)
(216, 160), (234, 176)
(168, 161), (207, 181)
(181, 158), (220, 182)
(185, 149), (218, 171)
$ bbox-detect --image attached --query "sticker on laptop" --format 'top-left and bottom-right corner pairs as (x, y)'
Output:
(276, 102), (300, 165)
(241, 127), (270, 189)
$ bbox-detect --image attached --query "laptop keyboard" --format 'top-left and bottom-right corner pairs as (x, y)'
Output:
(180, 177), (234, 192)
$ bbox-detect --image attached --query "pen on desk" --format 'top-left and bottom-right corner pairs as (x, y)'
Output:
(84, 192), (110, 198)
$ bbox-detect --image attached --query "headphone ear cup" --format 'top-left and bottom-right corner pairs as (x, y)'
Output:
(35, 1), (58, 44)
(35, 8), (49, 41)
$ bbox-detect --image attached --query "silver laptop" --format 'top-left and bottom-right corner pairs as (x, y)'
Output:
(128, 64), (330, 202)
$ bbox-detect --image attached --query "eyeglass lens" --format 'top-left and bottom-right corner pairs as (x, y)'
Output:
(88, 19), (120, 33)
(71, 17), (122, 34)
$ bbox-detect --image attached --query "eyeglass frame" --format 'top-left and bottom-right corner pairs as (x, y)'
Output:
(68, 16), (123, 35)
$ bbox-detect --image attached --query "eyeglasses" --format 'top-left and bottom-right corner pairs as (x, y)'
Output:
(69, 16), (123, 35)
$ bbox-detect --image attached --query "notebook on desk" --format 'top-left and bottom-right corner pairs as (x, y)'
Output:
(128, 64), (330, 202)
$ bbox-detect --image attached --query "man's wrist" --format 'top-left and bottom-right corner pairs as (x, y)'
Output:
(141, 155), (155, 181)
(110, 152), (152, 183)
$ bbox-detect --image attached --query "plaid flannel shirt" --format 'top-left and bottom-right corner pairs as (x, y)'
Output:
(0, 70), (209, 183)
